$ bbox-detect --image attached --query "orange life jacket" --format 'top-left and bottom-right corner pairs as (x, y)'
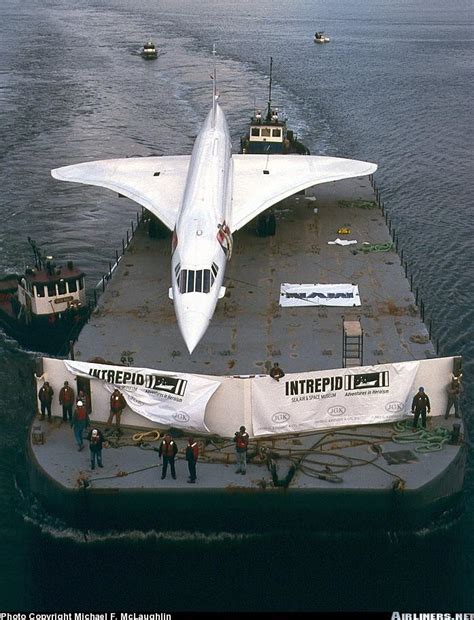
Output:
(236, 433), (249, 450)
(75, 404), (88, 421)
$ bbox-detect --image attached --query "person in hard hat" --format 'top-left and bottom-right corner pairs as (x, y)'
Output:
(269, 362), (285, 382)
(233, 425), (250, 475)
(71, 399), (89, 451)
(411, 387), (431, 430)
(38, 381), (54, 422)
(107, 388), (127, 430)
(185, 437), (199, 483)
(77, 389), (91, 415)
(159, 433), (178, 480)
(87, 428), (105, 470)
(59, 380), (75, 423)
(445, 373), (462, 419)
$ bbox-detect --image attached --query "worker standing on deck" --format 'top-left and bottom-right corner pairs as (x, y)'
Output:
(38, 381), (54, 422)
(269, 362), (285, 382)
(71, 399), (89, 451)
(234, 425), (250, 475)
(186, 437), (199, 483)
(411, 387), (431, 430)
(159, 433), (178, 480)
(445, 373), (462, 419)
(87, 428), (104, 470)
(59, 380), (75, 423)
(107, 388), (127, 431)
(77, 389), (91, 416)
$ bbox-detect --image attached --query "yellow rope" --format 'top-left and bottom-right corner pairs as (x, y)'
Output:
(132, 430), (162, 443)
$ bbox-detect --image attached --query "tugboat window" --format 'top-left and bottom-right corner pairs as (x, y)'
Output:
(251, 128), (260, 137)
(34, 284), (45, 297)
(272, 128), (282, 137)
(58, 280), (67, 295)
(261, 128), (271, 137)
(68, 280), (77, 293)
(79, 277), (84, 290)
(47, 283), (56, 297)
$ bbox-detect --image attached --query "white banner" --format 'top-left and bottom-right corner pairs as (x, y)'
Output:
(65, 361), (221, 432)
(280, 283), (361, 307)
(251, 361), (420, 436)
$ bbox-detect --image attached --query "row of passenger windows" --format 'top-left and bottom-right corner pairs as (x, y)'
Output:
(33, 277), (84, 298)
(251, 127), (282, 138)
(176, 263), (219, 294)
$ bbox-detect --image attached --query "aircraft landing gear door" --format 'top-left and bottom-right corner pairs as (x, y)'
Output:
(76, 376), (92, 415)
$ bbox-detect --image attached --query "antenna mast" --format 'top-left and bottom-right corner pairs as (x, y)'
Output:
(266, 57), (273, 121)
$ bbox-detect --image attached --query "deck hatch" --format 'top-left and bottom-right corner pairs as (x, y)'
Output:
(382, 450), (418, 465)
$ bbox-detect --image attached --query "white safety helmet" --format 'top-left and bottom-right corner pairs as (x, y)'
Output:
(77, 400), (84, 406)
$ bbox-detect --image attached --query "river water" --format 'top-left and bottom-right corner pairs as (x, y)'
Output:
(0, 0), (472, 613)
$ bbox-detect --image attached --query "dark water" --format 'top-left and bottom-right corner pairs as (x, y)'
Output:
(1, 0), (473, 612)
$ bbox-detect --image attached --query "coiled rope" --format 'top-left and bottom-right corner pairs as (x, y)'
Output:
(360, 242), (394, 253)
(392, 420), (451, 452)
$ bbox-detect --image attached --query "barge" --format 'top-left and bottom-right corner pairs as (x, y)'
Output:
(28, 176), (466, 531)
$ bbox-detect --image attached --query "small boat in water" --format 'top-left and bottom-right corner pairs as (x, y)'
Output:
(314, 31), (330, 43)
(141, 40), (158, 59)
(0, 238), (89, 355)
(240, 57), (310, 157)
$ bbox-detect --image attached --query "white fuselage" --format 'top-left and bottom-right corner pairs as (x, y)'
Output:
(171, 102), (233, 353)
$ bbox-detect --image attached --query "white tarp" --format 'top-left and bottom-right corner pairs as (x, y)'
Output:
(251, 361), (420, 436)
(65, 361), (220, 432)
(279, 283), (361, 307)
(328, 238), (358, 246)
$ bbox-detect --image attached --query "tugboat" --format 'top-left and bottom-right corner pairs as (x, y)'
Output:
(240, 57), (310, 236)
(240, 58), (310, 157)
(0, 238), (89, 355)
(141, 40), (158, 60)
(314, 31), (330, 43)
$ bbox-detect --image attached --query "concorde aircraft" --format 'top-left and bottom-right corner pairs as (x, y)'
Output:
(52, 66), (377, 354)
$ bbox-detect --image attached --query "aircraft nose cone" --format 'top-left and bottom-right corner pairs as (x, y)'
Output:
(179, 311), (210, 354)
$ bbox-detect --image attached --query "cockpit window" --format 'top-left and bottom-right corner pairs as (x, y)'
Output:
(187, 270), (195, 293)
(178, 268), (216, 294)
(195, 270), (203, 293)
(203, 270), (211, 293)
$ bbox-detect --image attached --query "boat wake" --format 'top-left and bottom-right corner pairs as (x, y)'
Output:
(20, 493), (463, 547)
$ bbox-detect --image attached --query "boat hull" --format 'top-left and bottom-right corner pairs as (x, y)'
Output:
(0, 306), (88, 355)
(26, 429), (467, 532)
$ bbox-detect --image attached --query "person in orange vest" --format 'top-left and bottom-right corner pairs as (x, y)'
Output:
(159, 433), (178, 480)
(445, 373), (462, 419)
(38, 381), (54, 422)
(233, 425), (250, 474)
(185, 437), (199, 483)
(107, 388), (127, 430)
(77, 390), (91, 415)
(71, 399), (89, 451)
(59, 380), (75, 422)
(87, 428), (104, 469)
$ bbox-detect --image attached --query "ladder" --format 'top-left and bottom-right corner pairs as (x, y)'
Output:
(342, 318), (363, 368)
